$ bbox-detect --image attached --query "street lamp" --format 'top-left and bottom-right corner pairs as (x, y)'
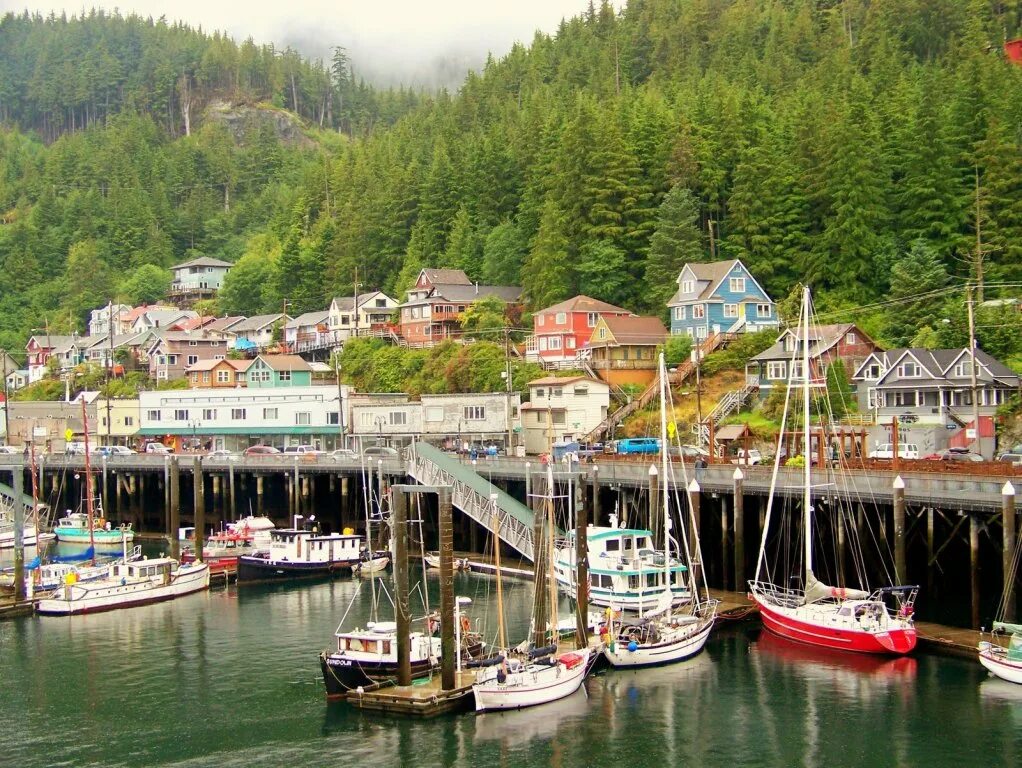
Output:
(188, 420), (201, 451)
(374, 415), (386, 447)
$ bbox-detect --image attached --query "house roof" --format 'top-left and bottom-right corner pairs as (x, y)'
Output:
(253, 354), (312, 372)
(855, 347), (1020, 387)
(232, 314), (286, 333)
(186, 358), (252, 373)
(420, 268), (472, 286)
(205, 316), (246, 333)
(715, 424), (751, 441)
(27, 335), (76, 351)
(124, 304), (177, 324)
(528, 375), (607, 388)
(430, 283), (522, 303)
(331, 297), (356, 312)
(667, 259), (773, 306)
(285, 311), (330, 329)
(171, 256), (233, 270)
(135, 309), (196, 328)
(172, 315), (216, 331)
(750, 323), (874, 363)
(588, 315), (667, 346)
(538, 295), (631, 315)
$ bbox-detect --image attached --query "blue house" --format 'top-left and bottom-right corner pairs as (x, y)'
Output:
(667, 259), (778, 340)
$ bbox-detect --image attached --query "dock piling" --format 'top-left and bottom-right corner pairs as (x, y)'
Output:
(393, 488), (411, 686)
(1004, 482), (1016, 623)
(575, 478), (589, 649)
(13, 463), (25, 602)
(733, 468), (744, 591)
(970, 514), (980, 630)
(169, 456), (180, 560)
(893, 476), (906, 583)
(193, 457), (205, 562)
(438, 487), (456, 691)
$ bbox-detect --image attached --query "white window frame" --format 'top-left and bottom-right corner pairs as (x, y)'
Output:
(756, 304), (771, 318)
(174, 409), (188, 421)
(147, 410), (160, 422)
(555, 312), (567, 324)
(767, 362), (786, 380)
(263, 407), (278, 420)
(682, 280), (694, 294)
(729, 277), (746, 293)
(723, 304), (738, 318)
(231, 408), (246, 420)
(587, 312), (598, 327)
(296, 412), (312, 426)
(692, 305), (705, 320)
(464, 405), (485, 421)
(897, 362), (920, 378)
(549, 337), (562, 350)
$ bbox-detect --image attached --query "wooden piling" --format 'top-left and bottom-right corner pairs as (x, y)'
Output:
(193, 457), (205, 562)
(169, 457), (180, 560)
(893, 475), (906, 582)
(927, 506), (935, 599)
(591, 465), (601, 525)
(393, 488), (411, 686)
(228, 461), (236, 519)
(340, 475), (349, 530)
(733, 468), (744, 591)
(525, 462), (533, 513)
(256, 474), (264, 515)
(720, 495), (729, 591)
(101, 455), (109, 516)
(13, 464), (25, 602)
(575, 477), (589, 649)
(438, 487), (456, 691)
(1004, 482), (1017, 623)
(970, 514), (980, 630)
(688, 478), (701, 586)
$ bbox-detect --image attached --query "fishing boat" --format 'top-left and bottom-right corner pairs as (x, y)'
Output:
(748, 287), (917, 655)
(602, 353), (718, 668)
(36, 552), (209, 615)
(2, 544), (143, 593)
(53, 508), (134, 546)
(424, 552), (469, 570)
(0, 503), (54, 549)
(181, 529), (256, 574)
(978, 495), (1022, 684)
(352, 552), (391, 576)
(237, 516), (364, 583)
(472, 464), (594, 713)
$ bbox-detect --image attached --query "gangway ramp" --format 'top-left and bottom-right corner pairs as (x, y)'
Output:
(409, 442), (550, 562)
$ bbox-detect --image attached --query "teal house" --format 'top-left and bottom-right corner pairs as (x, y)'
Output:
(246, 354), (314, 388)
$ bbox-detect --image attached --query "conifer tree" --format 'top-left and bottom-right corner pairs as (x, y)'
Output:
(643, 185), (704, 314)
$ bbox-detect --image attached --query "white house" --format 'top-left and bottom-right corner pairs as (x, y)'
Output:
(522, 376), (610, 455)
(130, 309), (197, 335)
(88, 304), (131, 336)
(231, 314), (288, 352)
(285, 311), (333, 352)
(327, 291), (399, 341)
(169, 256), (233, 303)
(138, 385), (350, 452)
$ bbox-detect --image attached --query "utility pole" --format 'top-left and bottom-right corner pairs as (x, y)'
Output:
(504, 325), (514, 456)
(353, 266), (361, 340)
(1, 347), (10, 445)
(106, 299), (114, 446)
(334, 351), (346, 449)
(966, 284), (984, 457)
(693, 343), (704, 446)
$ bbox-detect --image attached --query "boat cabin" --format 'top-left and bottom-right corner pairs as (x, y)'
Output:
(266, 529), (364, 564)
(110, 558), (176, 582)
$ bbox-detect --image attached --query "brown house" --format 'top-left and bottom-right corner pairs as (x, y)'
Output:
(185, 358), (254, 388)
(147, 332), (228, 382)
(584, 315), (668, 388)
(747, 323), (881, 394)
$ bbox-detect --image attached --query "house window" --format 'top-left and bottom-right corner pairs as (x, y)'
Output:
(867, 389), (879, 409)
(360, 413), (373, 426)
(412, 307), (420, 319)
(231, 408), (246, 420)
(693, 305), (705, 320)
(555, 312), (567, 324)
(279, 371), (291, 382)
(845, 332), (857, 345)
(214, 355), (225, 361)
(598, 328), (607, 339)
(217, 370), (230, 383)
(203, 409), (216, 420)
(894, 391), (917, 407)
(756, 304), (771, 318)
(567, 337), (575, 349)
(124, 416), (134, 427)
(537, 315), (545, 327)
(327, 412), (340, 425)
(682, 280), (694, 294)
(167, 355), (178, 365)
(954, 361), (977, 378)
(767, 362), (786, 380)
(536, 412), (545, 425)
(549, 337), (562, 350)
(188, 340), (198, 347)
(172, 409), (188, 421)
(187, 355), (199, 366)
(574, 386), (588, 396)
(297, 412), (312, 425)
(897, 362), (920, 378)
(387, 411), (406, 426)
(422, 305), (431, 318)
(587, 312), (598, 327)
(202, 372), (210, 383)
(464, 406), (485, 421)
(263, 408), (278, 420)
(865, 364), (881, 379)
(724, 304), (738, 318)
(425, 406), (443, 422)
(729, 277), (746, 293)
(552, 411), (566, 425)
(536, 388), (545, 397)
(539, 337), (548, 351)
(675, 306), (687, 321)
(147, 410), (160, 421)
(791, 361), (804, 380)
(552, 388), (563, 397)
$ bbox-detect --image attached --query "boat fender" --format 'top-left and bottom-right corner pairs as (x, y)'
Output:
(628, 640), (638, 652)
(496, 667), (507, 684)
(460, 616), (471, 633)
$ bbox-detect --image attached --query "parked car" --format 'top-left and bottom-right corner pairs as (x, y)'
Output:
(329, 448), (358, 461)
(670, 444), (710, 460)
(997, 452), (1022, 467)
(283, 445), (325, 456)
(96, 445), (136, 456)
(363, 446), (399, 458)
(939, 447), (984, 463)
(0, 445), (20, 454)
(144, 442), (172, 454)
(613, 437), (661, 455)
(206, 449), (235, 459)
(731, 448), (762, 466)
(868, 443), (919, 460)
(244, 445), (280, 456)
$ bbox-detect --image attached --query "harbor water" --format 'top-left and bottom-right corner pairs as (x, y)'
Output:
(1, 566), (1020, 768)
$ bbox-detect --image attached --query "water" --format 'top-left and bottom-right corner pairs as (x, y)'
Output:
(2, 567), (1020, 768)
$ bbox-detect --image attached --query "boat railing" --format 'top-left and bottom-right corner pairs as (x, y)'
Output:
(748, 580), (805, 609)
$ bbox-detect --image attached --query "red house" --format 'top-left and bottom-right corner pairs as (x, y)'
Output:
(525, 295), (633, 368)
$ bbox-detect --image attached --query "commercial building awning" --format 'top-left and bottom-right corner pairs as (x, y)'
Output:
(137, 426), (333, 436)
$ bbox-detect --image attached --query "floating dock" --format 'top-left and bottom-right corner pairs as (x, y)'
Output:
(345, 670), (477, 717)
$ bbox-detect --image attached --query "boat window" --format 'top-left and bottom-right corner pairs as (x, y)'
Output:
(349, 638), (364, 652)
(606, 540), (620, 552)
(637, 538), (651, 549)
(646, 573), (659, 588)
(628, 575), (641, 589)
(838, 606), (852, 616)
(337, 638), (348, 651)
(382, 640), (392, 655)
(623, 538), (633, 551)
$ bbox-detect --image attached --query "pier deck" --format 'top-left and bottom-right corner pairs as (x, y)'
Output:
(345, 670), (477, 717)
(915, 621), (983, 659)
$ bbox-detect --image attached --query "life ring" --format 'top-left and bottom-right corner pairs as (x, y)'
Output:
(460, 616), (471, 634)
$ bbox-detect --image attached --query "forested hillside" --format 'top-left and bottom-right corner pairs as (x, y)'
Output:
(3, 2), (1022, 360)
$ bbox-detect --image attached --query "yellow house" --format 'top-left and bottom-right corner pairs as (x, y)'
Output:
(94, 398), (141, 446)
(584, 315), (668, 388)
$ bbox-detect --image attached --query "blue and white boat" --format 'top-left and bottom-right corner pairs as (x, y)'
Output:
(53, 506), (134, 546)
(554, 514), (691, 613)
(237, 516), (364, 584)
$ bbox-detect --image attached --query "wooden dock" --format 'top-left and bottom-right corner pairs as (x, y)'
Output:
(345, 670), (477, 717)
(915, 621), (982, 659)
(0, 591), (37, 620)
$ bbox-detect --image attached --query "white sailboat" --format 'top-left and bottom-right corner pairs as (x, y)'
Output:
(473, 464), (592, 713)
(979, 482), (1022, 683)
(748, 286), (917, 655)
(602, 352), (718, 668)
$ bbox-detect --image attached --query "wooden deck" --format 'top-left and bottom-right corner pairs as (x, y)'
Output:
(345, 670), (477, 717)
(915, 621), (983, 659)
(0, 591), (37, 620)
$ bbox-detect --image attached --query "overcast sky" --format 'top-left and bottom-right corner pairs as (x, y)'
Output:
(1, 1), (598, 86)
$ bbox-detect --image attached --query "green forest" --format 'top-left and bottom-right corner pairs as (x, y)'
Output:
(3, 1), (1022, 365)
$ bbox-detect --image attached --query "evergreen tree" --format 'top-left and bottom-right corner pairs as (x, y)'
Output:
(522, 197), (574, 309)
(643, 185), (704, 314)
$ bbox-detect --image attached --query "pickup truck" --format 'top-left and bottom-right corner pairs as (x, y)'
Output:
(731, 449), (762, 466)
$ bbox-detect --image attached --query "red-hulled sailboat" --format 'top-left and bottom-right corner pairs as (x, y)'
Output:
(747, 286), (917, 656)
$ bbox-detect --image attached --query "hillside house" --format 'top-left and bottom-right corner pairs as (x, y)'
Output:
(521, 376), (610, 455)
(88, 304), (131, 336)
(185, 358), (253, 388)
(399, 268), (521, 346)
(667, 260), (778, 340)
(146, 333), (227, 381)
(246, 355), (314, 388)
(584, 315), (668, 388)
(25, 335), (76, 382)
(285, 311), (332, 353)
(231, 314), (289, 352)
(169, 256), (233, 305)
(526, 295), (633, 368)
(747, 323), (880, 394)
(328, 291), (400, 341)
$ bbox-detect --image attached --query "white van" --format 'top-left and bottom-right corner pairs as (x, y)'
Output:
(868, 443), (919, 460)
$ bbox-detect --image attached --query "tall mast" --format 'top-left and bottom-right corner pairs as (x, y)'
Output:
(491, 497), (507, 650)
(658, 352), (671, 613)
(802, 286), (813, 582)
(546, 462), (558, 646)
(81, 397), (95, 564)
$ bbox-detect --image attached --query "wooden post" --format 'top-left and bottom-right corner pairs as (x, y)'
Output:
(169, 456), (180, 560)
(891, 418), (900, 473)
(720, 495), (729, 591)
(340, 475), (349, 530)
(438, 486), (456, 691)
(228, 461), (236, 520)
(970, 513), (981, 630)
(591, 465), (601, 525)
(927, 506), (935, 599)
(393, 487), (411, 686)
(13, 464), (25, 602)
(733, 467), (744, 591)
(648, 464), (660, 548)
(575, 477), (589, 649)
(101, 455), (109, 517)
(193, 457), (205, 563)
(525, 462), (533, 512)
(211, 474), (221, 513)
(1004, 482), (1017, 623)
(688, 478), (701, 586)
(893, 475), (906, 583)
(256, 474), (264, 515)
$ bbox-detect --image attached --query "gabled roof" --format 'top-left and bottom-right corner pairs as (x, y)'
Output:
(185, 358), (251, 373)
(205, 316), (246, 333)
(330, 297), (356, 312)
(172, 315), (216, 331)
(285, 311), (330, 329)
(528, 375), (607, 387)
(134, 309), (197, 328)
(429, 283), (522, 303)
(419, 268), (472, 286)
(232, 314), (286, 333)
(252, 354), (313, 372)
(171, 256), (233, 270)
(124, 304), (177, 324)
(26, 335), (76, 351)
(668, 259), (773, 306)
(854, 347), (1020, 387)
(750, 323), (876, 363)
(587, 315), (667, 346)
(538, 295), (631, 315)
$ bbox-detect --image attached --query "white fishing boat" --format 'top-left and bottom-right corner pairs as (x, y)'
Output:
(424, 551), (469, 570)
(748, 287), (917, 655)
(0, 503), (54, 549)
(53, 509), (134, 546)
(602, 353), (718, 668)
(979, 491), (1022, 684)
(353, 553), (391, 576)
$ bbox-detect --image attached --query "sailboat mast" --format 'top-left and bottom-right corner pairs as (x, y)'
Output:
(546, 462), (558, 645)
(81, 397), (96, 563)
(491, 498), (507, 650)
(658, 353), (671, 611)
(802, 286), (813, 581)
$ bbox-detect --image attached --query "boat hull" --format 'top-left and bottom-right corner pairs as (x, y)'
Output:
(54, 529), (134, 546)
(320, 653), (438, 697)
(473, 650), (591, 713)
(603, 618), (714, 668)
(755, 597), (917, 655)
(0, 528), (55, 549)
(979, 647), (1022, 685)
(236, 556), (357, 584)
(36, 564), (209, 615)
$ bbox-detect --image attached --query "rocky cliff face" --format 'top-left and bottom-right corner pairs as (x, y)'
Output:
(203, 99), (314, 148)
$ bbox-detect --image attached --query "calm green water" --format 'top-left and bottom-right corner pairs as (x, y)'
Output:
(1, 566), (1020, 768)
